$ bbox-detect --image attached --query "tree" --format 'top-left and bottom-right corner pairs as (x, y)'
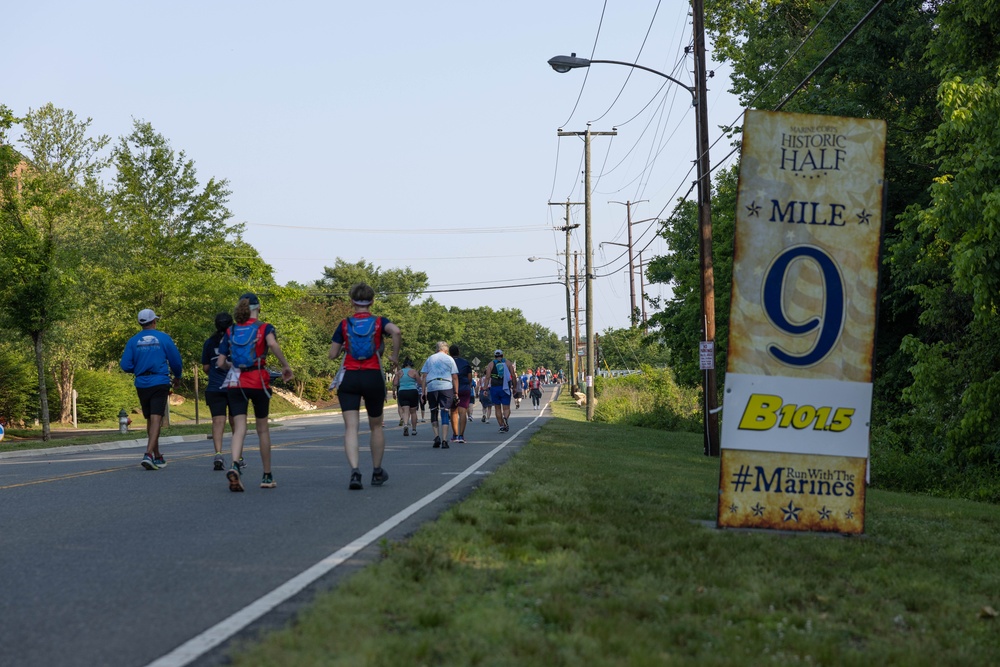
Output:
(105, 120), (259, 368)
(885, 0), (1000, 466)
(646, 165), (737, 388)
(597, 326), (672, 371)
(0, 104), (110, 439)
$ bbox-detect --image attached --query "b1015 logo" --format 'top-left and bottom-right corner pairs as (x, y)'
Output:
(738, 393), (855, 433)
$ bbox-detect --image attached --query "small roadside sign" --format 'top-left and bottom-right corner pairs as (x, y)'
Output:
(700, 342), (715, 370)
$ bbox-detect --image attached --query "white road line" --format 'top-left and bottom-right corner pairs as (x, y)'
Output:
(144, 410), (548, 667)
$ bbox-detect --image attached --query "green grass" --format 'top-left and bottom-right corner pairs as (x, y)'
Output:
(225, 393), (1000, 666)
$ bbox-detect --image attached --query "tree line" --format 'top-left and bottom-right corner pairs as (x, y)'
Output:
(646, 0), (1000, 500)
(0, 105), (566, 438)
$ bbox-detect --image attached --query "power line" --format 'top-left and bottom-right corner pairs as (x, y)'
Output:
(215, 252), (541, 262)
(246, 222), (550, 234)
(774, 0), (887, 110)
(306, 280), (563, 298)
(557, 0), (611, 129)
(589, 0), (665, 124)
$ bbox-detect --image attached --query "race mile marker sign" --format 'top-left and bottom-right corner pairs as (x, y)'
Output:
(718, 110), (886, 534)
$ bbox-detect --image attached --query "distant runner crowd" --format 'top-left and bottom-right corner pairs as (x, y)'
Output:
(119, 282), (559, 493)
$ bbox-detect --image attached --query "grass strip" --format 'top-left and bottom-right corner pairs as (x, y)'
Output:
(224, 394), (999, 665)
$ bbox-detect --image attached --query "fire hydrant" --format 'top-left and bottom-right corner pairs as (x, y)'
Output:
(119, 408), (130, 435)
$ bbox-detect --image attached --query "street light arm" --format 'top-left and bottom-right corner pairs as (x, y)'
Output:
(587, 60), (695, 97)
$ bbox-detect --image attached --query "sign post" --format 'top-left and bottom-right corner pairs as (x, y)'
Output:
(718, 110), (886, 534)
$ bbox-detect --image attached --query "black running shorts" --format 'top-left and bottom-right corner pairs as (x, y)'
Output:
(228, 388), (270, 419)
(205, 390), (231, 418)
(337, 369), (386, 417)
(397, 388), (420, 408)
(137, 384), (170, 419)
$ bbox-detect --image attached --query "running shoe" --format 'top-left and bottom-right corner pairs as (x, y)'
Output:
(141, 453), (159, 470)
(227, 463), (244, 492)
(213, 454), (225, 471)
(371, 467), (389, 486)
(412, 429), (418, 436)
(349, 469), (363, 490)
(457, 435), (466, 444)
(260, 472), (276, 489)
(481, 415), (486, 422)
(403, 426), (409, 436)
(398, 419), (404, 426)
(433, 436), (441, 448)
(499, 425), (509, 433)
(441, 440), (450, 449)
(238, 457), (247, 470)
(153, 455), (166, 468)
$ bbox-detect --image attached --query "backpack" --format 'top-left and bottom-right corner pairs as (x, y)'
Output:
(343, 316), (382, 361)
(228, 322), (265, 370)
(490, 360), (507, 387)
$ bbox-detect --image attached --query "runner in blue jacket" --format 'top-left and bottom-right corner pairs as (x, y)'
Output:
(120, 308), (183, 470)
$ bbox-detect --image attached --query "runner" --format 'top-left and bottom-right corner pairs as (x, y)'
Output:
(448, 344), (473, 443)
(119, 309), (183, 470)
(420, 341), (459, 448)
(479, 378), (493, 423)
(393, 357), (420, 437)
(329, 282), (402, 490)
(418, 380), (428, 423)
(217, 293), (294, 491)
(469, 373), (478, 421)
(200, 312), (236, 470)
(483, 349), (516, 433)
(518, 369), (530, 409)
(528, 371), (543, 409)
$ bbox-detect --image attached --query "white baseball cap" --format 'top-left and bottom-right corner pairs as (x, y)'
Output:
(138, 309), (159, 325)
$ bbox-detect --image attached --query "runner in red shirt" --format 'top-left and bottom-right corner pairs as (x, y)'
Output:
(329, 282), (401, 490)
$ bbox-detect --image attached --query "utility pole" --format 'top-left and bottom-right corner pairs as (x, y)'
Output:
(692, 0), (720, 456)
(636, 250), (649, 332)
(558, 124), (616, 421)
(609, 200), (647, 326)
(574, 251), (581, 388)
(549, 199), (583, 395)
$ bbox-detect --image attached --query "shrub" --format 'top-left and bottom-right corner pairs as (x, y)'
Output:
(301, 376), (331, 403)
(0, 343), (36, 425)
(74, 369), (137, 422)
(593, 366), (701, 432)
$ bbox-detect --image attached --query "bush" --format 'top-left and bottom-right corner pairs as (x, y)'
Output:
(0, 343), (36, 425)
(301, 376), (332, 403)
(74, 369), (137, 422)
(870, 416), (1000, 503)
(593, 366), (701, 432)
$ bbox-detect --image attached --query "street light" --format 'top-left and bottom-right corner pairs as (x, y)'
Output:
(529, 256), (576, 393)
(548, 54), (695, 96)
(548, 31), (720, 456)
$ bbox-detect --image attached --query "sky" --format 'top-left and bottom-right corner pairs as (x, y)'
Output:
(5, 0), (744, 337)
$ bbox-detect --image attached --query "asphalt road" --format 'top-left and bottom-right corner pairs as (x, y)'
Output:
(0, 389), (555, 667)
